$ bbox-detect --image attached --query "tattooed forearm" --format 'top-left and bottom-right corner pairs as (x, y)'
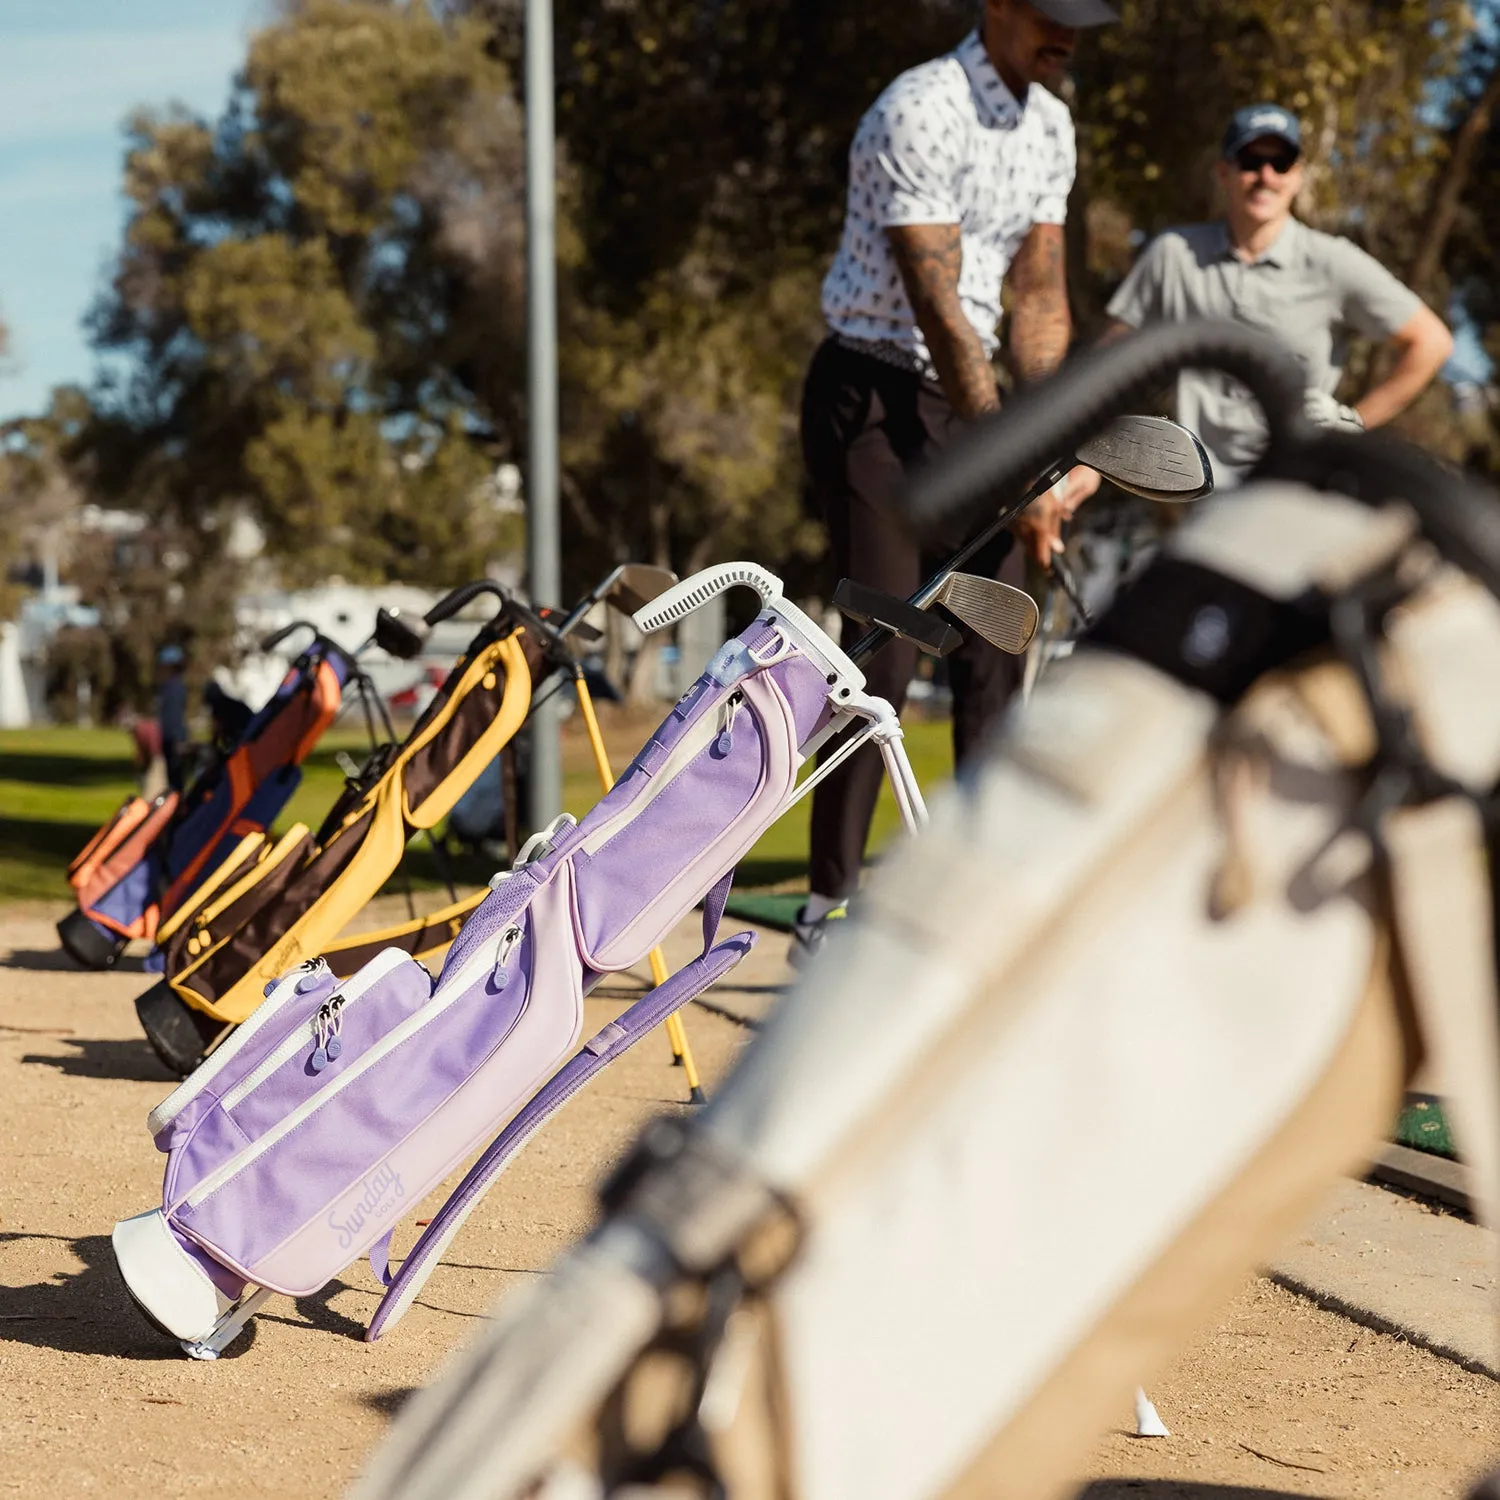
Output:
(887, 223), (1000, 420)
(1006, 223), (1073, 383)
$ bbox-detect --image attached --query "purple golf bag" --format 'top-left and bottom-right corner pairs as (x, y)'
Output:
(111, 564), (927, 1357)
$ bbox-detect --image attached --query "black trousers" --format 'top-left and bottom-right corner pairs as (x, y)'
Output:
(801, 337), (1025, 900)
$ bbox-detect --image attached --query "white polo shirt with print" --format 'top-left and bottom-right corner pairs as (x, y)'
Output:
(821, 28), (1077, 378)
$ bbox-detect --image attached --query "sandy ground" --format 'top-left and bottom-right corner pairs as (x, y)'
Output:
(1, 900), (1497, 1500)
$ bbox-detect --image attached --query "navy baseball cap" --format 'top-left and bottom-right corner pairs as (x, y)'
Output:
(1028, 0), (1120, 25)
(1222, 104), (1302, 159)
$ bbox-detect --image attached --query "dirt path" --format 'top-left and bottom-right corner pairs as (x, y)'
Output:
(1, 902), (1496, 1499)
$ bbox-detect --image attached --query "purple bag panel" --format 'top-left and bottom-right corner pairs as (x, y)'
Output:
(166, 866), (587, 1298)
(568, 669), (804, 972)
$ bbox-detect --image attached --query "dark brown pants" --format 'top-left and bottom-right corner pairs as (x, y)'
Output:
(801, 337), (1025, 900)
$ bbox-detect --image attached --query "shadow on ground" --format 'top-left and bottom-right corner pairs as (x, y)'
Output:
(2, 946), (147, 974)
(359, 1387), (419, 1420)
(0, 818), (104, 869)
(0, 1232), (241, 1360)
(20, 1036), (172, 1084)
(0, 751), (133, 789)
(1078, 1487), (1308, 1499)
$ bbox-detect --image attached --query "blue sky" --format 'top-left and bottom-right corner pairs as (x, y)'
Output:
(0, 0), (271, 421)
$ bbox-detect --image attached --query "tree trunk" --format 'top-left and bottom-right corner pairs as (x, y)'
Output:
(1409, 60), (1500, 301)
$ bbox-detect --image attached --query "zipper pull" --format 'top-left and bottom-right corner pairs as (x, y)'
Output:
(295, 958), (330, 995)
(309, 1000), (335, 1073)
(492, 925), (524, 991)
(324, 996), (345, 1062)
(715, 694), (742, 757)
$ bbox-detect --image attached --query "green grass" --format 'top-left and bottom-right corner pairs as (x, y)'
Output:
(1394, 1096), (1457, 1161)
(0, 719), (956, 904)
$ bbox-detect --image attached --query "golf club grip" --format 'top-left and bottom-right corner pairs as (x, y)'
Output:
(904, 321), (1306, 539)
(424, 581), (506, 627)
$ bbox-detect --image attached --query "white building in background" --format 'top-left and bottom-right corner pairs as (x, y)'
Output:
(0, 622), (32, 727)
(1, 586), (101, 728)
(228, 582), (445, 710)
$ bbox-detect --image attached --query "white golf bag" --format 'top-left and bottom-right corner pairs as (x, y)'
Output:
(348, 324), (1500, 1500)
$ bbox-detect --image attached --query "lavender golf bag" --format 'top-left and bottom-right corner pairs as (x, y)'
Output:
(111, 563), (927, 1358)
(57, 639), (349, 970)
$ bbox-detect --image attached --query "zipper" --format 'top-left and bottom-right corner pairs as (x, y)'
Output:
(586, 671), (797, 971)
(215, 950), (391, 1112)
(715, 693), (744, 757)
(180, 920), (527, 1210)
(490, 925), (524, 990)
(146, 949), (403, 1138)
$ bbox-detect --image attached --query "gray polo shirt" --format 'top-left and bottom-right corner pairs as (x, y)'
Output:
(1107, 217), (1422, 481)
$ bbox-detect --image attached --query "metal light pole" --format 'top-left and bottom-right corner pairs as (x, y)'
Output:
(524, 0), (562, 834)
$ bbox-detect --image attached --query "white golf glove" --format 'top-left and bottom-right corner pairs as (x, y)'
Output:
(1303, 389), (1365, 431)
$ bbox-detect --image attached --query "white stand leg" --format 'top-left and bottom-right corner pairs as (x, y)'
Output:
(182, 1286), (274, 1361)
(1134, 1387), (1170, 1437)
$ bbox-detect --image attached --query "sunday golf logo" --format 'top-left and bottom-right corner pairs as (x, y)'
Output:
(329, 1162), (406, 1250)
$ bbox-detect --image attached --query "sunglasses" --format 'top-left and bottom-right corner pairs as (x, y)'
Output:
(1233, 146), (1300, 176)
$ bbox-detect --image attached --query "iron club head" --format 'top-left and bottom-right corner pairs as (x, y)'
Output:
(932, 573), (1039, 655)
(600, 564), (679, 619)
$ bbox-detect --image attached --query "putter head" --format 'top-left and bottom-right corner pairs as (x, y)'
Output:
(603, 564), (678, 619)
(1075, 415), (1214, 503)
(373, 607), (429, 662)
(834, 579), (963, 657)
(933, 573), (1039, 655)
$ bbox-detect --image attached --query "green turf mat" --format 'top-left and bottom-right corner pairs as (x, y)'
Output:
(724, 892), (806, 931)
(1394, 1095), (1457, 1159)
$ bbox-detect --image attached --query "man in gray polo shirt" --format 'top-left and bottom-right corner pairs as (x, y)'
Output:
(1073, 103), (1452, 489)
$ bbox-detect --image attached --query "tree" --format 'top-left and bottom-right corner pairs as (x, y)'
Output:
(450, 0), (976, 597)
(86, 0), (523, 590)
(85, 0), (1486, 623)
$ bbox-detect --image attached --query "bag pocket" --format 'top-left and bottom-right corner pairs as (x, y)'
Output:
(571, 669), (801, 970)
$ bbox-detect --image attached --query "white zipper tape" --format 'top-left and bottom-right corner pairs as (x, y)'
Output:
(146, 948), (408, 1137)
(214, 951), (415, 1114)
(179, 918), (527, 1211)
(577, 692), (748, 859)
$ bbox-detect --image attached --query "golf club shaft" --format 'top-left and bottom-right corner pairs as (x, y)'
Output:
(848, 462), (1071, 668)
(1050, 555), (1093, 627)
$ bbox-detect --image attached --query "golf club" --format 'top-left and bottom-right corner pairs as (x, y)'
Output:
(843, 414), (1212, 665)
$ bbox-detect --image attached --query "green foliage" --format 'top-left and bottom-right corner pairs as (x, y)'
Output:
(87, 0), (519, 590)
(1076, 0), (1467, 251)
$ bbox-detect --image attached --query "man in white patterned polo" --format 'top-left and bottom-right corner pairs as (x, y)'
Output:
(795, 0), (1118, 962)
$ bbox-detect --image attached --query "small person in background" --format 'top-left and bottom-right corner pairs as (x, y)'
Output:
(122, 710), (167, 799)
(156, 645), (189, 792)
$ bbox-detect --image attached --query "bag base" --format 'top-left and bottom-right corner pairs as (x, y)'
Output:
(56, 909), (127, 970)
(112, 1210), (240, 1344)
(136, 981), (229, 1078)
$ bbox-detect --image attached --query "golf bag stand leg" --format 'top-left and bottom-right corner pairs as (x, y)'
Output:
(181, 1286), (275, 1361)
(877, 725), (929, 836)
(574, 671), (706, 1103)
